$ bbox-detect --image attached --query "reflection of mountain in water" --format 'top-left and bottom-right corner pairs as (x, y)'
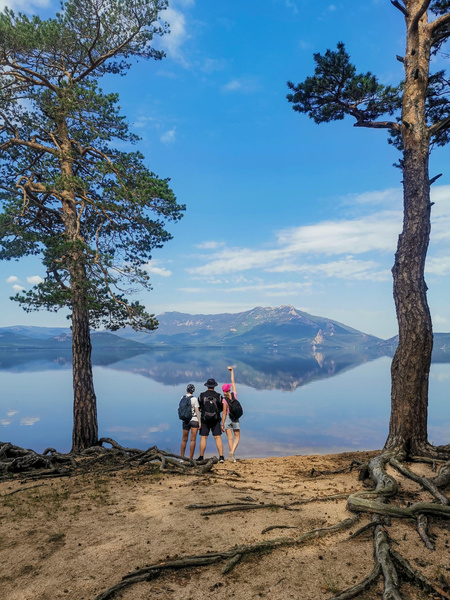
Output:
(1, 342), (449, 391)
(100, 346), (386, 391)
(0, 348), (146, 372)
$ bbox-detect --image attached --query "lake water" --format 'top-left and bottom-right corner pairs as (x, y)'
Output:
(0, 347), (449, 458)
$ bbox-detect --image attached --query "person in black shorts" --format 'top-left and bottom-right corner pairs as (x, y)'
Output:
(180, 384), (201, 459)
(197, 378), (225, 463)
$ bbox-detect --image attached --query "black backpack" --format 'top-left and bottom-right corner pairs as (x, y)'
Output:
(228, 392), (243, 420)
(178, 395), (192, 422)
(202, 392), (221, 424)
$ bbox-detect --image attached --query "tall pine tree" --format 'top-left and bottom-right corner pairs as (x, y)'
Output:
(287, 1), (450, 457)
(0, 0), (185, 451)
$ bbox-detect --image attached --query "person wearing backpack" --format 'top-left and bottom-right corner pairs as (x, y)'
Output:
(179, 384), (201, 459)
(221, 366), (242, 462)
(197, 378), (225, 463)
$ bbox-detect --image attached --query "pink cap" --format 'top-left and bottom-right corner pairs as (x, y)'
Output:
(222, 383), (232, 393)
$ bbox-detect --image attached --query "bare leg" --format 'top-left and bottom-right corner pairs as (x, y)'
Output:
(199, 435), (207, 457)
(231, 430), (240, 453)
(180, 428), (189, 457)
(214, 435), (224, 456)
(189, 427), (199, 459)
(225, 429), (233, 453)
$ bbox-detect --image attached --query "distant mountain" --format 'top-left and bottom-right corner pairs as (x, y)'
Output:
(0, 329), (148, 350)
(118, 305), (383, 350)
(1, 306), (449, 354)
(376, 332), (450, 361)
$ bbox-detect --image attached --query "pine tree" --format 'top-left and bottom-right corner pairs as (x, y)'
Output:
(287, 1), (450, 457)
(0, 0), (185, 451)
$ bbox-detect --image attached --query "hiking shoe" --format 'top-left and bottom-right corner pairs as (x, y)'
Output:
(219, 455), (225, 463)
(196, 455), (204, 461)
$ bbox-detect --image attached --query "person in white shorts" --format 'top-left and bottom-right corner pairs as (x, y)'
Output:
(221, 366), (240, 462)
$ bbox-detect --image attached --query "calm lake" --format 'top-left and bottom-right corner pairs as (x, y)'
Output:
(1, 346), (449, 458)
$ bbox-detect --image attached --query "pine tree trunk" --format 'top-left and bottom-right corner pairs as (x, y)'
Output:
(384, 2), (433, 454)
(71, 258), (98, 452)
(58, 122), (98, 452)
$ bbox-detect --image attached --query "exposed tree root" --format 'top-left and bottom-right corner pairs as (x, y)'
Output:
(5, 441), (449, 599)
(186, 500), (301, 515)
(0, 439), (217, 482)
(389, 457), (449, 504)
(93, 515), (359, 600)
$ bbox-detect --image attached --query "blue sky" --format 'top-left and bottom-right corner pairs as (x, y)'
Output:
(1, 0), (450, 339)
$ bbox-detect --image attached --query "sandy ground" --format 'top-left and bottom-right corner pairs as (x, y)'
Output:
(1, 449), (449, 600)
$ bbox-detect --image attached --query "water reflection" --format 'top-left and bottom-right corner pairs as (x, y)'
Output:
(0, 346), (389, 390)
(0, 346), (448, 457)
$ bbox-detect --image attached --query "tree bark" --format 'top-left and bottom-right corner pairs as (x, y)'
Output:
(385, 2), (433, 454)
(71, 257), (98, 452)
(58, 113), (98, 452)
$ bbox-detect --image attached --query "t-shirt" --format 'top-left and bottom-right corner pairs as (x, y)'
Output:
(189, 396), (200, 421)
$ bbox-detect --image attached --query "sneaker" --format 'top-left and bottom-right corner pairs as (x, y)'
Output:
(196, 455), (204, 461)
(219, 456), (225, 463)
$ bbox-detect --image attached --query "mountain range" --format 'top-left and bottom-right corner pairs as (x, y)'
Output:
(0, 305), (449, 354)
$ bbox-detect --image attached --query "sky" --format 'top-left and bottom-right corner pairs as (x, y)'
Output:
(0, 0), (449, 339)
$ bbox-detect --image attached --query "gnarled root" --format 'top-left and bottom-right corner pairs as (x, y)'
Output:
(0, 440), (219, 482)
(93, 515), (359, 600)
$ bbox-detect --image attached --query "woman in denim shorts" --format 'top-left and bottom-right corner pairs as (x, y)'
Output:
(221, 366), (240, 462)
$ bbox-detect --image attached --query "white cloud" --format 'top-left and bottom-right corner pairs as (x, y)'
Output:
(0, 420), (11, 426)
(276, 211), (401, 255)
(433, 314), (449, 326)
(12, 284), (25, 292)
(1, 0), (50, 11)
(426, 256), (450, 276)
(284, 0), (299, 13)
(221, 78), (260, 94)
(344, 187), (402, 207)
(161, 7), (191, 67)
(269, 258), (391, 281)
(27, 275), (44, 285)
(7, 410), (18, 417)
(133, 115), (158, 129)
(195, 241), (226, 250)
(186, 186), (450, 283)
(200, 57), (226, 74)
(188, 210), (402, 278)
(146, 265), (172, 277)
(20, 416), (40, 426)
(6, 276), (19, 284)
(160, 127), (176, 144)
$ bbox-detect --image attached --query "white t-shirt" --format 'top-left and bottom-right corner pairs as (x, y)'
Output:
(189, 395), (200, 421)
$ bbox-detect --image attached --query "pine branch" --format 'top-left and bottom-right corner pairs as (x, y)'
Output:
(429, 114), (450, 137)
(409, 0), (431, 32)
(391, 1), (409, 18)
(353, 120), (400, 130)
(429, 11), (450, 36)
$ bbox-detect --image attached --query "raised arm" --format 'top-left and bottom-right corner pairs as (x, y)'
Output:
(227, 366), (237, 395)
